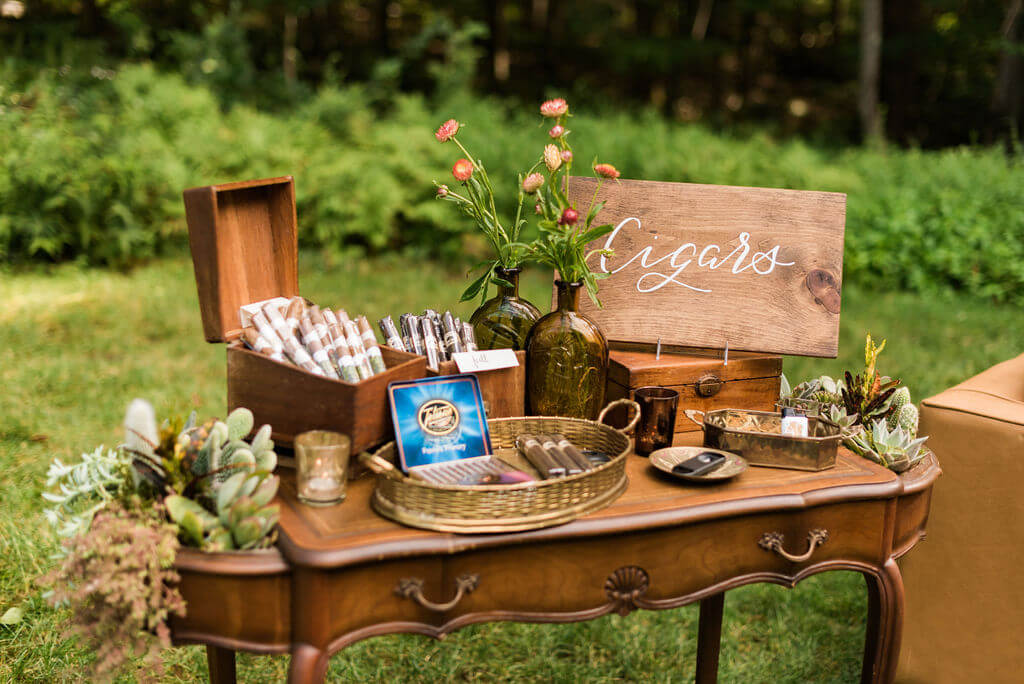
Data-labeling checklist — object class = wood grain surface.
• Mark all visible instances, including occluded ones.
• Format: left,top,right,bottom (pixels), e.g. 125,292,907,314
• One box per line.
560,177,846,357
429,351,526,418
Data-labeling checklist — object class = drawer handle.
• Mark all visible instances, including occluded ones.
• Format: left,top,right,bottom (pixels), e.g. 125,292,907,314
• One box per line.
696,373,723,397
395,573,480,612
758,529,829,562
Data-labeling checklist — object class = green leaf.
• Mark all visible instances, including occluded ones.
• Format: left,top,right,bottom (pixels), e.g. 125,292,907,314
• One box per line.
460,270,491,302
575,223,614,246
1,607,23,625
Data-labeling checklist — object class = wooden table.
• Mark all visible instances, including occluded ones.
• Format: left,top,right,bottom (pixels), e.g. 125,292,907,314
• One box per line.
173,437,940,684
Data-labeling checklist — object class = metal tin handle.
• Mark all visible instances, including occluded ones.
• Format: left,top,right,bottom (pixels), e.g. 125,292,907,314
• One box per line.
395,573,479,612
758,529,830,562
683,409,706,429
696,373,723,397
598,399,642,434
359,451,403,480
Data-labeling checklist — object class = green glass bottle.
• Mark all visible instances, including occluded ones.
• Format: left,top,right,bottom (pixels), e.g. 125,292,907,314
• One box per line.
469,267,542,351
525,280,609,419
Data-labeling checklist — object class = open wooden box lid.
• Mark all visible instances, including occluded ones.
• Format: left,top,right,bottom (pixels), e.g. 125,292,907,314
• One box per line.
183,176,299,343
561,177,847,358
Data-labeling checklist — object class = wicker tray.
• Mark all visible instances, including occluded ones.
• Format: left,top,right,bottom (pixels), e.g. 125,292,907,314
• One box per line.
359,399,640,533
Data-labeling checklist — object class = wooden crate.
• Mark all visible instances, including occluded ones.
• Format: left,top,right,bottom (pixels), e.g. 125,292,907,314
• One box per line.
426,351,526,418
184,176,427,453
603,344,782,444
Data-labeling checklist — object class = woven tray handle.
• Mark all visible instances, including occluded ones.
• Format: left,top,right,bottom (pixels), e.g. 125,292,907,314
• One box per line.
597,399,642,434
359,451,404,480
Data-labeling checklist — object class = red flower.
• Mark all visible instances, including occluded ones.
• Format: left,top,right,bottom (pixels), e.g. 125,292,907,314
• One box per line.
548,125,564,138
452,158,474,181
560,149,573,162
594,163,620,179
435,119,460,142
540,98,568,118
558,208,579,226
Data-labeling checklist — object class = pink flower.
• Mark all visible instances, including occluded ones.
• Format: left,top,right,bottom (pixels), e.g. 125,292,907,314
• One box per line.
548,125,564,138
594,163,620,179
522,173,544,193
535,202,543,214
540,98,568,118
558,208,579,226
436,184,449,197
560,149,573,162
435,119,460,142
452,158,474,181
543,144,562,171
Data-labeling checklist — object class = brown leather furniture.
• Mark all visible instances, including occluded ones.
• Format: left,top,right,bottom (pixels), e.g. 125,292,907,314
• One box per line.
897,353,1024,683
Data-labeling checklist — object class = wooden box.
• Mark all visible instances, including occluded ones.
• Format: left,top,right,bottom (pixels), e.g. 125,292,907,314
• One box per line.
183,176,427,453
427,350,527,418
603,344,782,444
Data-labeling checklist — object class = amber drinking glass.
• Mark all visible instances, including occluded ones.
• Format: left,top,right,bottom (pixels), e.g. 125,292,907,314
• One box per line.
295,430,350,506
469,267,542,350
634,386,680,456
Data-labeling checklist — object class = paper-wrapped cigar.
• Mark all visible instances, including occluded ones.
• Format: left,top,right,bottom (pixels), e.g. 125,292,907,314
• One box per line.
337,313,373,380
462,322,479,352
550,434,594,471
321,309,360,382
262,302,298,348
419,317,441,371
357,316,387,374
516,435,565,478
441,311,464,356
284,297,306,338
242,327,287,363
379,316,407,352
281,332,325,376
299,318,340,379
540,435,583,475
309,307,343,375
401,314,425,356
250,311,285,355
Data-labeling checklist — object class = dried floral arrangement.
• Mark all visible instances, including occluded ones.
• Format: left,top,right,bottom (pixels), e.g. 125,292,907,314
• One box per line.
434,98,619,306
39,399,280,678
780,333,928,472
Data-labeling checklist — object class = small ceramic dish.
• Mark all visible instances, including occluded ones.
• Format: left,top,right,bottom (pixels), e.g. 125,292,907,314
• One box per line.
649,446,747,483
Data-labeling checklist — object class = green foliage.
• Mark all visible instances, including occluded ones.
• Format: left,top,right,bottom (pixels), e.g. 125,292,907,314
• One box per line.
41,445,134,542
846,420,930,473
38,502,185,679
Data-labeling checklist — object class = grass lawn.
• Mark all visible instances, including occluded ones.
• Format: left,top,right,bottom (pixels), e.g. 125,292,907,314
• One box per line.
1,253,1021,682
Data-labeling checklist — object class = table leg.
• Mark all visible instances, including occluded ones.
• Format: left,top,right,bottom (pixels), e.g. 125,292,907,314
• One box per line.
288,643,330,684
205,644,236,684
696,592,725,684
861,558,905,684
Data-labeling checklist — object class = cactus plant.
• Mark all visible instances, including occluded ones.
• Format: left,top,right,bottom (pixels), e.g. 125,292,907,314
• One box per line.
165,470,279,551
845,419,929,473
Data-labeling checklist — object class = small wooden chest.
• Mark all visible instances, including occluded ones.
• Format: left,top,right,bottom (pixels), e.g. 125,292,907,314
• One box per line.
183,176,427,453
603,344,782,444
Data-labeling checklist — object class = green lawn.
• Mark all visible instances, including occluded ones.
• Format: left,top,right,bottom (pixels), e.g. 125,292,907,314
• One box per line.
1,254,1020,682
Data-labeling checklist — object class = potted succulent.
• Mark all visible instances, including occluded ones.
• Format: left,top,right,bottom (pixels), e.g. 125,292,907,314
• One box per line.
39,400,289,678
433,118,542,350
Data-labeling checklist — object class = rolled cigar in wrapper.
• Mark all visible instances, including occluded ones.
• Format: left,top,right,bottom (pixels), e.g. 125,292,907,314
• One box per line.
337,313,373,380
357,316,387,374
282,335,325,376
516,435,565,478
321,309,360,382
284,297,306,337
242,327,287,363
310,307,343,374
299,318,340,379
401,314,425,356
379,316,407,352
461,321,479,352
441,311,464,356
262,302,298,348
419,317,441,371
250,311,285,355
540,435,583,475
550,434,594,471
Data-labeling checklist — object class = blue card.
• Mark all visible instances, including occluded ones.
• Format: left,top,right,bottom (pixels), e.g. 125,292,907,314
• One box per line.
387,374,492,472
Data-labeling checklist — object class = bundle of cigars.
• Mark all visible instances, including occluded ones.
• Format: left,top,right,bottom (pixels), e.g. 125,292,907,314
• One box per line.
239,296,388,382
378,309,478,372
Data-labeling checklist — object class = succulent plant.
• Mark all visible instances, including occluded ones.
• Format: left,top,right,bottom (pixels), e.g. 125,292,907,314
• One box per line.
845,419,929,473
822,404,860,434
841,334,902,426
788,375,845,408
165,470,279,551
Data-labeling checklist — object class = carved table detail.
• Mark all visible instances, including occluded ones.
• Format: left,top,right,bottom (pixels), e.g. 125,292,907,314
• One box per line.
605,566,651,616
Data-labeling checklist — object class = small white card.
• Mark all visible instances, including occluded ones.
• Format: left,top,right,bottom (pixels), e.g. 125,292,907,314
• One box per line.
239,296,290,328
452,349,520,374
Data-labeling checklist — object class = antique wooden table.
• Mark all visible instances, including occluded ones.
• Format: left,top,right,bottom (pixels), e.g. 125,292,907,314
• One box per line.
172,436,940,684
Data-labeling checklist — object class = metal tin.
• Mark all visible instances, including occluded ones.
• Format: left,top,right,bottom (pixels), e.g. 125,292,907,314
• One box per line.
684,408,840,471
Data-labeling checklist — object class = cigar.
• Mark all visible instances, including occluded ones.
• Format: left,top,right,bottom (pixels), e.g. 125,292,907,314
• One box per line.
461,321,479,352
516,435,565,478
242,327,286,363
262,302,298,348
419,317,442,371
337,312,373,379
299,318,340,379
357,316,387,374
441,311,464,356
250,312,285,356
401,314,425,356
540,435,583,475
321,309,360,382
379,316,407,352
284,297,306,337
424,310,447,361
550,434,594,471
310,307,343,375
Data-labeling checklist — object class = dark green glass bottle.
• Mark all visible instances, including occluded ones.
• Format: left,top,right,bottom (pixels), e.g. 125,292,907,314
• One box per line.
469,267,541,351
525,280,609,419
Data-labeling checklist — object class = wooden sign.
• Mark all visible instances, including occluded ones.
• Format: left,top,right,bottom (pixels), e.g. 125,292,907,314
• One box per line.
558,177,846,358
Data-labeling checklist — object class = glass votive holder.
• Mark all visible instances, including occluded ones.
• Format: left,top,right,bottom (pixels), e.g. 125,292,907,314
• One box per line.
295,430,351,506
634,386,680,456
